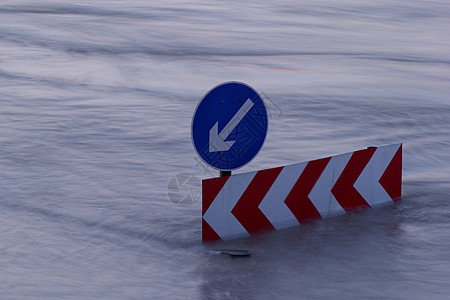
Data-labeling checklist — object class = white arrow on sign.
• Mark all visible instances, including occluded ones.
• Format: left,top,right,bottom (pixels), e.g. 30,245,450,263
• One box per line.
209,98,254,152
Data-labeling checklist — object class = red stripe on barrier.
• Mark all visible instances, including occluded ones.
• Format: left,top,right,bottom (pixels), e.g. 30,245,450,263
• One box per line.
202,176,229,216
285,157,330,223
202,219,221,242
231,167,283,235
379,144,402,201
332,148,375,211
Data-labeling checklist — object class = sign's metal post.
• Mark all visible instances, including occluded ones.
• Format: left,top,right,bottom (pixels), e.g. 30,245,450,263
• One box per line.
220,170,231,177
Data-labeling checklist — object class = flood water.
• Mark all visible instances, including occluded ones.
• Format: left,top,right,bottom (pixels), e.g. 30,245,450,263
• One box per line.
1,0,449,298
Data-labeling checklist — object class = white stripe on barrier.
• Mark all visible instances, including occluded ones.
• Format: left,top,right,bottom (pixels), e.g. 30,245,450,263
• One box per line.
259,162,306,230
203,171,256,240
309,153,351,218
355,143,400,207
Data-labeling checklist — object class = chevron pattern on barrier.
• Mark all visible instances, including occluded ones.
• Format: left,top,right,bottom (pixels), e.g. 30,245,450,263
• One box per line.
202,143,402,242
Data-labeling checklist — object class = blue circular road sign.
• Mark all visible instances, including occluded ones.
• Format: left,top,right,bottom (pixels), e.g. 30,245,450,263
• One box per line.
192,82,268,171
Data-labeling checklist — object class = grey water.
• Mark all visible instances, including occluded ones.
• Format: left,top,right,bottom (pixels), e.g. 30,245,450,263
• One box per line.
1,0,449,298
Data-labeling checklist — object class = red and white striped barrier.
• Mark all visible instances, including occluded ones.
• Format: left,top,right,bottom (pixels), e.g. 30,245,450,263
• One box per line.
202,143,402,242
